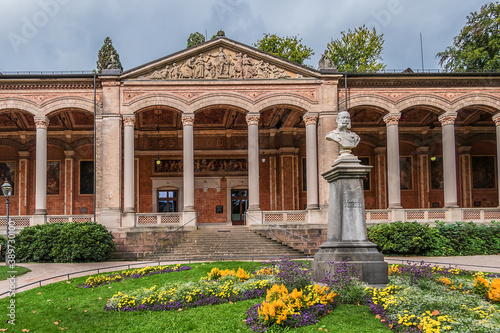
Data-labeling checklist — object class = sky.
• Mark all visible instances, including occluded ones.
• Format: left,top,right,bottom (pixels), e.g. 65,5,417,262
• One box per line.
0,0,491,73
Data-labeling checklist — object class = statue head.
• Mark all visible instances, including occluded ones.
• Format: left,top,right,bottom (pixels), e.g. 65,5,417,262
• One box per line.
336,110,351,130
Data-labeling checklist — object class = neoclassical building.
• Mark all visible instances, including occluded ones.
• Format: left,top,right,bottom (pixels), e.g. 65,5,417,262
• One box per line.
1,37,500,244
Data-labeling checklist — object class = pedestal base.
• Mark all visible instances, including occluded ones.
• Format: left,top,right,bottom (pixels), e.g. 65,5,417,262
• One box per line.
313,241,388,285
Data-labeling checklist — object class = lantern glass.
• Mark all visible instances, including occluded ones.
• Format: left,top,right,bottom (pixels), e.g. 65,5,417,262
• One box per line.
1,181,12,197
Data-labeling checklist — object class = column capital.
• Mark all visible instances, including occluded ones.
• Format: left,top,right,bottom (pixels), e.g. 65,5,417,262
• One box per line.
458,146,471,154
303,112,319,125
34,116,49,129
123,115,136,127
416,146,430,154
438,113,457,126
64,150,75,158
383,113,400,126
246,113,260,126
18,151,30,158
493,113,500,126
374,146,387,155
182,114,195,126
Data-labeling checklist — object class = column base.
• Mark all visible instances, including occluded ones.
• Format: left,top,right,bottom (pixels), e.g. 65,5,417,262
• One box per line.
444,203,459,208
32,214,46,225
245,210,262,225
99,208,122,230
34,209,47,215
121,212,136,228
306,204,320,210
182,211,197,227
387,204,402,209
123,208,136,213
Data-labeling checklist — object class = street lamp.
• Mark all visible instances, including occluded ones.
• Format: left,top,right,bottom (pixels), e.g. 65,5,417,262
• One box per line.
2,179,12,266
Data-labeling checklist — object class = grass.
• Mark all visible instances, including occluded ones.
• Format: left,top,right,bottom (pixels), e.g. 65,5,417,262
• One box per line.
0,261,390,332
0,265,31,280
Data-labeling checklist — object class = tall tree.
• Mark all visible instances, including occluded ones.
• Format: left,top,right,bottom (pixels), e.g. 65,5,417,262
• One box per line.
437,2,500,72
187,32,206,48
96,37,123,73
253,34,314,65
327,25,386,73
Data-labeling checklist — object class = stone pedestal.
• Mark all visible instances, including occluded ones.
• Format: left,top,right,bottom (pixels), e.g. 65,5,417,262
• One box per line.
313,153,388,285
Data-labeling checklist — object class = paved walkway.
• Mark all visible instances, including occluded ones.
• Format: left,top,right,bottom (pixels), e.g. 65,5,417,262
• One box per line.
1,255,499,298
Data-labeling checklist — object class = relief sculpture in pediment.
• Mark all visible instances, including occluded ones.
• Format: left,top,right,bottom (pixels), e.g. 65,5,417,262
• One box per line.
148,48,293,80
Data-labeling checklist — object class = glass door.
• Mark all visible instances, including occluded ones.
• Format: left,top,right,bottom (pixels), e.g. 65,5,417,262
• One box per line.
231,189,248,225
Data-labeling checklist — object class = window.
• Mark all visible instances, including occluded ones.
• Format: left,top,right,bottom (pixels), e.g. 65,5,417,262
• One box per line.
158,190,178,212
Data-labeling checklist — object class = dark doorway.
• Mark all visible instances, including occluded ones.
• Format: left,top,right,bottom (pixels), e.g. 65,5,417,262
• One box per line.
158,190,178,212
231,189,248,225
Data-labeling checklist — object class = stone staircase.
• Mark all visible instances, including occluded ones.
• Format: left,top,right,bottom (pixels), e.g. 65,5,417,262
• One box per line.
153,225,306,260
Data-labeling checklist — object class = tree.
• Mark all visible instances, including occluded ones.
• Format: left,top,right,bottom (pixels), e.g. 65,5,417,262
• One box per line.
437,2,500,72
187,32,206,48
96,37,123,73
327,25,386,73
253,34,314,65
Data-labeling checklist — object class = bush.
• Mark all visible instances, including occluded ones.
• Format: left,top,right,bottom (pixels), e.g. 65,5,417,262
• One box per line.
0,234,5,261
16,222,115,262
367,221,500,257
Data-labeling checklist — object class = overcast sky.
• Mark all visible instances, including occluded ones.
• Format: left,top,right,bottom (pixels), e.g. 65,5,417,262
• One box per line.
0,0,490,72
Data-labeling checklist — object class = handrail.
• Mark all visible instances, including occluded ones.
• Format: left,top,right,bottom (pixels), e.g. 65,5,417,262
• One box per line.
247,213,312,256
154,213,199,258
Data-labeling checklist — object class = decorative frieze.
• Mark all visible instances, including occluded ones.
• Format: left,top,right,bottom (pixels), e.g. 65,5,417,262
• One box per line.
154,158,247,173
148,47,292,80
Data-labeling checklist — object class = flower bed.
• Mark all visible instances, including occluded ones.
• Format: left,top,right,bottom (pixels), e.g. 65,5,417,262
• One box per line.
105,267,274,311
245,283,337,332
80,264,191,288
366,262,500,332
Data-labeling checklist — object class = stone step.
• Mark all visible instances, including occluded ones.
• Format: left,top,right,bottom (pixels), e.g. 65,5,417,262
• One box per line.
150,225,305,260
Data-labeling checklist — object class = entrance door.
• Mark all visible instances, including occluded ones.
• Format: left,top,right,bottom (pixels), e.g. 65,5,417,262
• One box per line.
158,190,178,212
231,189,248,225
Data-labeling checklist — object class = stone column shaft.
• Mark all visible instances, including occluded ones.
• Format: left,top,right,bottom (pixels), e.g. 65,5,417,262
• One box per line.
383,114,402,209
493,114,500,207
439,113,458,208
416,147,430,208
123,115,136,213
304,113,319,209
182,114,195,211
34,117,49,215
317,113,337,208
458,146,472,207
374,147,387,209
246,113,260,211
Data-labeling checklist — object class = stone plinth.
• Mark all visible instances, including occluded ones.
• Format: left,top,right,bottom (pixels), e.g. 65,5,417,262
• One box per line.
313,154,388,285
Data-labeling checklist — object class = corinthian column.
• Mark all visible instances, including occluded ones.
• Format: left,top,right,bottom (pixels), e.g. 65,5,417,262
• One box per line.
438,113,458,208
34,116,49,215
123,115,136,213
383,113,402,209
303,113,319,209
492,113,500,207
182,114,195,211
246,113,260,211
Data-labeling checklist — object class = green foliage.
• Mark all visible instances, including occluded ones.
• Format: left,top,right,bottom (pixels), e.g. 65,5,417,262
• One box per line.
96,37,123,73
327,25,386,73
254,33,314,65
15,222,115,262
0,265,30,280
0,234,5,261
187,32,206,48
368,221,500,256
437,3,500,72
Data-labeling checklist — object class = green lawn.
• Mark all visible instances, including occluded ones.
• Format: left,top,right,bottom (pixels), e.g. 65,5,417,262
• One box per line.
0,261,390,332
0,265,31,281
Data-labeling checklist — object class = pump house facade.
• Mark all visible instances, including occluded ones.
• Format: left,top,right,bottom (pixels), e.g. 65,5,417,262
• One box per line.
1,37,500,249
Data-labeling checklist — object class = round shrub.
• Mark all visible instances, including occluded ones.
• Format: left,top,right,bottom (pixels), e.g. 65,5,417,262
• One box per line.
15,222,115,262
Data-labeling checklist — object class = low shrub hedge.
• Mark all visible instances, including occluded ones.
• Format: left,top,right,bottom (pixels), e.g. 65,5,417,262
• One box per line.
367,221,500,256
15,222,115,262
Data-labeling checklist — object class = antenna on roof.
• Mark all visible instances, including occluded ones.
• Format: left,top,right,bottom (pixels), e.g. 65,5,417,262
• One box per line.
420,32,424,72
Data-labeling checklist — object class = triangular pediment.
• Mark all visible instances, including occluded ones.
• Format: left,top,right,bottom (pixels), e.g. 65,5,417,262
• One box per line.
120,37,321,80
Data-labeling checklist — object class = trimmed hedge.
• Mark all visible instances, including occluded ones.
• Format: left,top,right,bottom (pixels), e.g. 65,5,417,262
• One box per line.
367,221,500,256
15,222,115,262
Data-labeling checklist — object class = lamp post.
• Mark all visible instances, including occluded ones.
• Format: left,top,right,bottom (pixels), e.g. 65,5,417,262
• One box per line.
2,179,12,266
